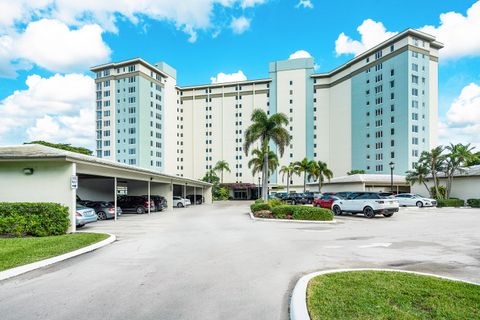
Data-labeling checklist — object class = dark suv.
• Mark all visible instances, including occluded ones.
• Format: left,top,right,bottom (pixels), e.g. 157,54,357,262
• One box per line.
186,194,204,205
117,195,154,214
284,193,308,205
142,195,168,211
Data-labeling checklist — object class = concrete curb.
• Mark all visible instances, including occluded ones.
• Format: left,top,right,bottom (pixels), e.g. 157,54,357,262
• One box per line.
0,233,116,281
290,268,480,320
248,211,337,224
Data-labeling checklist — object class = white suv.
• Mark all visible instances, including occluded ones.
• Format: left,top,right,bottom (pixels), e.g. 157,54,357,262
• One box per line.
394,193,437,207
332,192,399,218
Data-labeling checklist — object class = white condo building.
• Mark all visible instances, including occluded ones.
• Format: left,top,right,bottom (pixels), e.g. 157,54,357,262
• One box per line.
91,29,443,194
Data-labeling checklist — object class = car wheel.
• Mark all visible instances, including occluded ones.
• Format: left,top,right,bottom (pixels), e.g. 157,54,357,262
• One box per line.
177,202,184,208
292,200,297,205
136,206,145,214
363,206,375,219
97,211,107,220
332,205,342,216
416,201,423,208
383,213,394,217
77,224,85,228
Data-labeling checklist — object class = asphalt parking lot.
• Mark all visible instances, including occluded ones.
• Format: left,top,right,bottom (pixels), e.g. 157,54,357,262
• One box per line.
1,202,479,320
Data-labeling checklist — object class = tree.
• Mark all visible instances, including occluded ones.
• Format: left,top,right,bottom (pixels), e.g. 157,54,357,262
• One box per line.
464,151,480,167
279,163,297,194
347,169,365,175
419,146,445,199
25,141,93,155
294,157,315,192
444,143,475,198
248,148,279,178
405,163,431,197
202,169,219,184
244,109,290,201
213,160,231,183
308,161,333,192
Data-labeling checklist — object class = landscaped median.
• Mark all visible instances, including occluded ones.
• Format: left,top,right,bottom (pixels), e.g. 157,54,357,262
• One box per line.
250,199,334,222
291,269,480,320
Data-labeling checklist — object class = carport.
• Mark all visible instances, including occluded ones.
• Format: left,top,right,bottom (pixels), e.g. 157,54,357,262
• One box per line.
0,144,213,232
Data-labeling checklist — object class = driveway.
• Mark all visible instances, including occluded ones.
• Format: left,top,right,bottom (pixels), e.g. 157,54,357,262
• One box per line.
1,202,479,320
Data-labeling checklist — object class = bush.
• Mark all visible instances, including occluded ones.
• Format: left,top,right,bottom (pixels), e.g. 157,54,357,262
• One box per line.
467,199,480,208
254,199,265,204
213,187,229,201
430,185,446,199
250,203,272,213
267,198,283,208
271,205,295,219
291,206,333,221
0,203,70,237
436,198,465,208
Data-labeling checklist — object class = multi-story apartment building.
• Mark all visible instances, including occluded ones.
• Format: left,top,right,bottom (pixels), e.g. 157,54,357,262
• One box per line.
91,29,443,190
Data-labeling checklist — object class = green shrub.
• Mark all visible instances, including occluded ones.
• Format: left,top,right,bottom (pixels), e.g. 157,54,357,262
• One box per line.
213,187,229,200
436,198,465,208
250,203,272,213
430,185,446,199
467,199,480,208
254,199,265,204
0,203,70,237
267,198,283,208
271,205,294,219
291,206,333,221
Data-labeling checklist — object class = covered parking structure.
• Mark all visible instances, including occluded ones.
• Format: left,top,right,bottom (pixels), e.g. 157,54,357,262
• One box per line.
0,145,212,232
306,174,410,193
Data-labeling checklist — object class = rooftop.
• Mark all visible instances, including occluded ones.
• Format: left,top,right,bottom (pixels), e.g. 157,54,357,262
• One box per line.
308,174,408,185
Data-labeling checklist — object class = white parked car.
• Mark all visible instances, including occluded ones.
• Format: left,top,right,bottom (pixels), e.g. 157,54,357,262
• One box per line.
173,196,189,208
394,193,437,207
331,192,399,218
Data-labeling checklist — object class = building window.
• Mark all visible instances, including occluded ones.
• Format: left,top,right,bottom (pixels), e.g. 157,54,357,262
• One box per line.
412,63,418,71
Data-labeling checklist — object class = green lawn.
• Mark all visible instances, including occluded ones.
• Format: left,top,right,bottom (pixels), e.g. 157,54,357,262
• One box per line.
307,271,480,320
0,233,109,271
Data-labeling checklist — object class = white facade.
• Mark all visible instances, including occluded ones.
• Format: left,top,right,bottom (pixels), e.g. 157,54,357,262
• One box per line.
92,29,443,189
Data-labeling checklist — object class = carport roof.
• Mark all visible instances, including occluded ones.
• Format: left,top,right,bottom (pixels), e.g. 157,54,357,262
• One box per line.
0,144,212,187
307,174,408,185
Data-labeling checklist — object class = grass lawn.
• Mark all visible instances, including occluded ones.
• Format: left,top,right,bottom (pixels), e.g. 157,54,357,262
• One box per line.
307,271,480,320
0,233,109,271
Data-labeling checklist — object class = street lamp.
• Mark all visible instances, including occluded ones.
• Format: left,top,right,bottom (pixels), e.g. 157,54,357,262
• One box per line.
257,176,261,200
389,161,395,193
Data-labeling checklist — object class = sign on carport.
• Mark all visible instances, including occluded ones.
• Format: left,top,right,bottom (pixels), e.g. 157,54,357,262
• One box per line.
71,175,78,189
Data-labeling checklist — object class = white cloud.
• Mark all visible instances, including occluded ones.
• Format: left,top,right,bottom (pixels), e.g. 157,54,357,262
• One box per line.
289,50,312,59
230,16,250,34
335,19,397,56
439,83,480,148
210,70,247,83
240,0,267,8
0,73,95,148
295,0,313,9
335,1,480,60
419,1,480,59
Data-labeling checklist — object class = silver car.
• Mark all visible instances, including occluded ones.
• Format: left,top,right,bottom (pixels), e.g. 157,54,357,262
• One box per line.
394,193,437,207
76,205,98,228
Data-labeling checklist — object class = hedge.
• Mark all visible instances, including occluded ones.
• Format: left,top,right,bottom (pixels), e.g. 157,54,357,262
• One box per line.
0,203,70,237
271,205,294,219
291,206,333,221
436,198,465,208
467,199,480,208
250,203,272,213
254,199,265,204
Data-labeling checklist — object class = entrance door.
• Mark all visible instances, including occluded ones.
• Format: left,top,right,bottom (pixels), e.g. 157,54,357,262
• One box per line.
234,190,247,200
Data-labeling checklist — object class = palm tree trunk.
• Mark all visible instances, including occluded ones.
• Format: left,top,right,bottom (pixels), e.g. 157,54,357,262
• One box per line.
263,148,269,201
221,170,224,184
287,174,290,194
433,171,440,199
303,172,306,193
423,182,431,197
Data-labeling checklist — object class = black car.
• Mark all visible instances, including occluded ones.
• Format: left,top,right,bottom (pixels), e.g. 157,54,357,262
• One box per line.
142,195,168,211
283,193,309,205
117,195,154,214
186,194,204,205
303,192,315,204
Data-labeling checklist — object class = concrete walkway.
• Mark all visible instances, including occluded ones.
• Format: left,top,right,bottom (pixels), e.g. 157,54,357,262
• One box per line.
1,202,479,320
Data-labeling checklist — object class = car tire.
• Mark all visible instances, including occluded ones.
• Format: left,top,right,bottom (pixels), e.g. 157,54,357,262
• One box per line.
383,213,394,217
177,202,184,208
332,205,342,216
97,211,107,220
77,224,85,228
136,206,146,214
292,200,297,205
416,201,423,208
363,206,375,219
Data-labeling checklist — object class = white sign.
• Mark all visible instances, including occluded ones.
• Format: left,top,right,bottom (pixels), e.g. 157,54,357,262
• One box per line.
71,175,78,189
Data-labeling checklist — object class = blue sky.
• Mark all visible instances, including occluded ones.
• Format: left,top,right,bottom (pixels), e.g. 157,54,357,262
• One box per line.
0,0,479,148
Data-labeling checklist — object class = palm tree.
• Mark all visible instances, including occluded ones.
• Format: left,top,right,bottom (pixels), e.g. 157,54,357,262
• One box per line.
279,162,297,194
419,146,445,199
294,157,315,192
248,148,279,178
465,151,480,167
405,163,431,197
308,161,333,192
444,143,475,198
244,109,290,201
213,160,231,183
